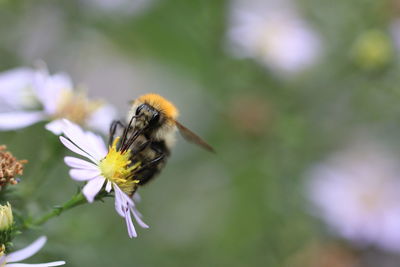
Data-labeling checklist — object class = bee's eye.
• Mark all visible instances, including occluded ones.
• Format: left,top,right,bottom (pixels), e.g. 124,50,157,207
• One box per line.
136,104,144,115
152,113,160,122
148,112,160,128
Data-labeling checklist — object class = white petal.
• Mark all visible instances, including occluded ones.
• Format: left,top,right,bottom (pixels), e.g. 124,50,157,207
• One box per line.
0,111,45,130
69,169,101,181
59,136,98,164
82,177,105,203
6,236,47,262
0,255,5,265
105,181,112,192
44,120,64,135
132,206,143,218
61,120,98,156
131,207,149,229
7,261,65,267
86,105,118,135
125,209,137,238
31,68,48,98
64,157,99,171
61,120,105,161
0,68,37,111
85,131,107,159
113,184,134,206
113,186,127,217
33,70,72,115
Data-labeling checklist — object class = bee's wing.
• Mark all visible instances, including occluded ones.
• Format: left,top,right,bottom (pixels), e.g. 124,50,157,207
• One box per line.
174,120,215,153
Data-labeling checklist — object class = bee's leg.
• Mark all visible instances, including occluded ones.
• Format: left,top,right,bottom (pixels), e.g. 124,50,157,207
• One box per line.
133,141,169,185
136,141,166,171
132,140,151,155
137,154,165,171
109,120,126,147
135,153,166,185
135,149,167,185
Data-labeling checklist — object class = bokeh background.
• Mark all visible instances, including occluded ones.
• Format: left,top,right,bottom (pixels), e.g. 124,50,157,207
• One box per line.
1,0,400,266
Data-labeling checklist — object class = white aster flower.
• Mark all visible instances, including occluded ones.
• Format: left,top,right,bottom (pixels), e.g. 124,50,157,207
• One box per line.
0,236,65,267
0,67,38,112
60,119,149,238
227,0,321,75
0,67,116,135
306,141,400,252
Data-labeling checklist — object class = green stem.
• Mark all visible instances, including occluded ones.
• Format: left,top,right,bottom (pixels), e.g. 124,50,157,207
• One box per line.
22,192,87,230
20,190,111,231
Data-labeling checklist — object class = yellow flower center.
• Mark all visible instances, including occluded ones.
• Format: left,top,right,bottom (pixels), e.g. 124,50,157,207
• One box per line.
54,90,103,125
99,137,140,195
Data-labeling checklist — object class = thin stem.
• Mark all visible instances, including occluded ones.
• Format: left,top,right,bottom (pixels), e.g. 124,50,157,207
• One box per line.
33,192,86,227
18,189,113,230
19,190,111,231
20,192,87,230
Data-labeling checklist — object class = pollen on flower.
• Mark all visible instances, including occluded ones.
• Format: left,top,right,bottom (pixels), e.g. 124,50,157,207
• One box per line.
0,146,27,190
99,137,141,195
53,90,103,126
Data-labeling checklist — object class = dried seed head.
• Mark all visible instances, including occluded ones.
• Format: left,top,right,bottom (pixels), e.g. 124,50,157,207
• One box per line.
0,146,27,190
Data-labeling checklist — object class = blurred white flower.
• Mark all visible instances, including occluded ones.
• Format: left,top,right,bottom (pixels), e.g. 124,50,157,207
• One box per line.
307,141,400,252
0,236,65,266
0,67,116,135
80,0,155,16
390,19,400,52
60,119,149,238
0,68,38,112
227,0,321,75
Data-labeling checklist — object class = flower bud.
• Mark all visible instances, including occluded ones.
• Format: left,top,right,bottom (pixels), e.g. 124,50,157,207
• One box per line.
0,203,13,231
351,29,393,70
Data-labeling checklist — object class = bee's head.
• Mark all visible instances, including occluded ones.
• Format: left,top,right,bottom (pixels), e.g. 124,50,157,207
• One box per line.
134,103,163,131
129,94,179,141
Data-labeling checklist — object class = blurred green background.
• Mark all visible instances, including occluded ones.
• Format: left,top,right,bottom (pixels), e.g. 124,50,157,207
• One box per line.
1,0,400,266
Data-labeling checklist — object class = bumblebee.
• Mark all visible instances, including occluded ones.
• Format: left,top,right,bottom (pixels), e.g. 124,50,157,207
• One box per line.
109,93,214,190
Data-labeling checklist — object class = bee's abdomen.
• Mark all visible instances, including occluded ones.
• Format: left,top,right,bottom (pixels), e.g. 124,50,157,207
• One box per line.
133,139,170,186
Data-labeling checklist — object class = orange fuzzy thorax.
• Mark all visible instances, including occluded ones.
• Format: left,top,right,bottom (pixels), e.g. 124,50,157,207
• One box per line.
137,93,179,120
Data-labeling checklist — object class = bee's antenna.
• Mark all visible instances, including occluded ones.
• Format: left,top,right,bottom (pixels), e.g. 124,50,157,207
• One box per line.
120,115,137,149
121,127,145,153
